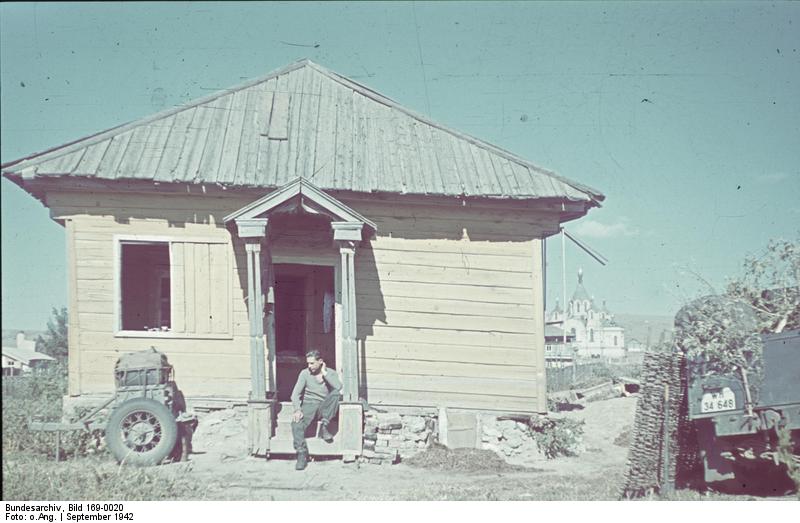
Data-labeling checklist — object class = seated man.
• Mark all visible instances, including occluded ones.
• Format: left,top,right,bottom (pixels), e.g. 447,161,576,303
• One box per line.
290,349,342,470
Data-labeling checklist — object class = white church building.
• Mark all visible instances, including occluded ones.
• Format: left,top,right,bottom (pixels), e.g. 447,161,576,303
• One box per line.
547,269,626,360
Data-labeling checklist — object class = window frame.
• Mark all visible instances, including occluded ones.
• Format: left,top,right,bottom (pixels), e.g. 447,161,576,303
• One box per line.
113,234,232,340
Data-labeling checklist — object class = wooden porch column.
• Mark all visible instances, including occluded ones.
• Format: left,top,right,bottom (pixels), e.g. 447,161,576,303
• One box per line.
332,222,363,403
237,218,272,456
333,222,364,461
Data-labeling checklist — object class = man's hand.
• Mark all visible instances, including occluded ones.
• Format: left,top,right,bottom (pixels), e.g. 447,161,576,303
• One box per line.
292,410,303,423
320,360,327,377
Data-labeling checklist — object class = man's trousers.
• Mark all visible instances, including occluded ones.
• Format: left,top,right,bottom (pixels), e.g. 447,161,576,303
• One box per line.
291,391,340,453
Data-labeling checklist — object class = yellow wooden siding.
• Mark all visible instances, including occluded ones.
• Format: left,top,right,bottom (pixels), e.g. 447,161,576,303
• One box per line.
58,195,246,397
353,241,545,412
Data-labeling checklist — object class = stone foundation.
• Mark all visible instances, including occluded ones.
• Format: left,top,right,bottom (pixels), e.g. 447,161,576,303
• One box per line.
361,409,438,464
479,415,546,463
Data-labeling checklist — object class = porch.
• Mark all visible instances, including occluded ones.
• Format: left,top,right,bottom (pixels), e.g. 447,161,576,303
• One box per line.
224,178,376,460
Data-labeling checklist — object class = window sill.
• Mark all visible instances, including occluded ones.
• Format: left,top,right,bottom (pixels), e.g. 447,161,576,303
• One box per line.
114,331,234,341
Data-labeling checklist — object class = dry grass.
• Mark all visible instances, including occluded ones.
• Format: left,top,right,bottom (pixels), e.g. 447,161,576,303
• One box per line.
3,453,203,501
355,468,625,501
403,443,532,474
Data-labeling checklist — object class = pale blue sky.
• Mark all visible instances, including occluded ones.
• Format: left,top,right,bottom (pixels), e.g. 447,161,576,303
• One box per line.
2,1,799,330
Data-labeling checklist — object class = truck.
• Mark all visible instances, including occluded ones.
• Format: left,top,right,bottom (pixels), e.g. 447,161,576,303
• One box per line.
684,324,799,492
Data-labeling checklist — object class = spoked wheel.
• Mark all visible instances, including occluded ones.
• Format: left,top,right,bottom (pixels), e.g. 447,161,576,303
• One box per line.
107,398,178,466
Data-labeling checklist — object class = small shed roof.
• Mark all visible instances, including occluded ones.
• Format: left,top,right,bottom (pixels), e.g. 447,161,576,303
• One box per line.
2,346,56,365
2,59,603,204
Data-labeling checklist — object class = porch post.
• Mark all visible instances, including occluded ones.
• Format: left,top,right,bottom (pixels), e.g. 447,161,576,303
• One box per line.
237,218,272,456
333,222,364,461
245,240,267,400
332,222,363,402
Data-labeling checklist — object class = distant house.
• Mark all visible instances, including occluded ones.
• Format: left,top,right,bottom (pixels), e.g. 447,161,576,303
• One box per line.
2,333,55,376
544,323,576,368
2,59,604,457
547,269,626,360
624,338,646,364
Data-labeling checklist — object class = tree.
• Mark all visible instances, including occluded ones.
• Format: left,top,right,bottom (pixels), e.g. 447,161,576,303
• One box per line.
726,237,800,334
36,307,69,366
675,236,799,404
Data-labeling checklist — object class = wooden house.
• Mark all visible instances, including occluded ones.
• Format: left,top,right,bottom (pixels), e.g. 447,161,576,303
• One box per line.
2,59,604,458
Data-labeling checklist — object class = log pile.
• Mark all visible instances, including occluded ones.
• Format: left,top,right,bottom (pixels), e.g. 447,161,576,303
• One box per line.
621,349,699,497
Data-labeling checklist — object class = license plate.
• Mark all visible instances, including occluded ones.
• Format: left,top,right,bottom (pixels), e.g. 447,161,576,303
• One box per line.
700,387,736,413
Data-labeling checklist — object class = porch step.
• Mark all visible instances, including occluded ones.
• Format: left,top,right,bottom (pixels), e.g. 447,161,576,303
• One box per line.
269,436,342,456
270,401,342,456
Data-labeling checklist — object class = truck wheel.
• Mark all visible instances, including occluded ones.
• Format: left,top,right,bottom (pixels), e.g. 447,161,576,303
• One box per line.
106,398,178,466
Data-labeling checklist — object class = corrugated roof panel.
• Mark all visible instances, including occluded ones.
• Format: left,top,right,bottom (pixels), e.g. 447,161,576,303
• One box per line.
296,64,323,184
2,60,603,204
95,130,134,179
352,90,370,193
232,88,261,186
380,111,403,193
153,108,195,182
197,95,233,182
332,80,354,191
73,140,110,176
468,142,500,196
116,124,152,179
311,75,337,187
136,116,174,179
450,135,478,196
283,67,306,187
430,126,461,196
215,90,247,185
410,123,431,194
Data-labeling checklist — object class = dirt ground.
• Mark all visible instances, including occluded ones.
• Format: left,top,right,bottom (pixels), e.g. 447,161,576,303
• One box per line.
162,396,640,500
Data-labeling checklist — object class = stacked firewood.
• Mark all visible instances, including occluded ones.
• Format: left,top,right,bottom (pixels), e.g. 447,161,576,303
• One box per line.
621,349,698,498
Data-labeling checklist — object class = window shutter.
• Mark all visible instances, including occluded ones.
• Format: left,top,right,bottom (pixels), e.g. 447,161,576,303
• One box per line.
171,241,231,337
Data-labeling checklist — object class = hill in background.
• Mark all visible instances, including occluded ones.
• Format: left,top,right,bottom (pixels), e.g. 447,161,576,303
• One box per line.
613,313,675,347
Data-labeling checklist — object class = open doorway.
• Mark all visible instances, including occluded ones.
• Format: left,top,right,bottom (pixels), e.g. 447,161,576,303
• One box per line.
273,263,336,402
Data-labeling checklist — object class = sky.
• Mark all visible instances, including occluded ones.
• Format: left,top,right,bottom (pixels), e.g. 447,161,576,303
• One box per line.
1,1,799,331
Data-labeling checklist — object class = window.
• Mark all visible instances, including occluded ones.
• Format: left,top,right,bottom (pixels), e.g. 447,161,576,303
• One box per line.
120,242,171,331
590,329,595,342
116,237,232,338
614,336,618,346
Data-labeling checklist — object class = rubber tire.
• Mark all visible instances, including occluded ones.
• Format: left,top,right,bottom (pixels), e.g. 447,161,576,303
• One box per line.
106,398,178,466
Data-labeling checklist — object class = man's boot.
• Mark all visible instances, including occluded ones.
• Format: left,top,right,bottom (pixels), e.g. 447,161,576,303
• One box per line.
295,451,308,471
319,422,334,443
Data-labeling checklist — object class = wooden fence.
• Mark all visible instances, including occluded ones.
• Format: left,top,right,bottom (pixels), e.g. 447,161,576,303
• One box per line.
546,361,642,392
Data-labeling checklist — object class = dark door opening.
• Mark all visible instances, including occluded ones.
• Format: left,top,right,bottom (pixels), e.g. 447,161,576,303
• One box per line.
273,263,336,402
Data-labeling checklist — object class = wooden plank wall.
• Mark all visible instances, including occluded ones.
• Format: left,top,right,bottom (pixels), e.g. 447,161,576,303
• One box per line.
48,191,251,398
344,198,552,413
48,190,554,412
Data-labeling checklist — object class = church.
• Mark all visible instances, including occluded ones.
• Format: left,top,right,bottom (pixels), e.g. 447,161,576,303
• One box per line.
547,269,626,360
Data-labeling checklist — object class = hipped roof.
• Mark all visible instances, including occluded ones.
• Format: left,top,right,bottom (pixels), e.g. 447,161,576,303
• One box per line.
2,59,604,204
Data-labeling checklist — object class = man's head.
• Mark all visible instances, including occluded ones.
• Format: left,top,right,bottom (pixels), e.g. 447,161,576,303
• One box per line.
305,350,324,374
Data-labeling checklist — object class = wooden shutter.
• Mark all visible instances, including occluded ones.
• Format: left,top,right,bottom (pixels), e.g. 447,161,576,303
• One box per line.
171,241,231,337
